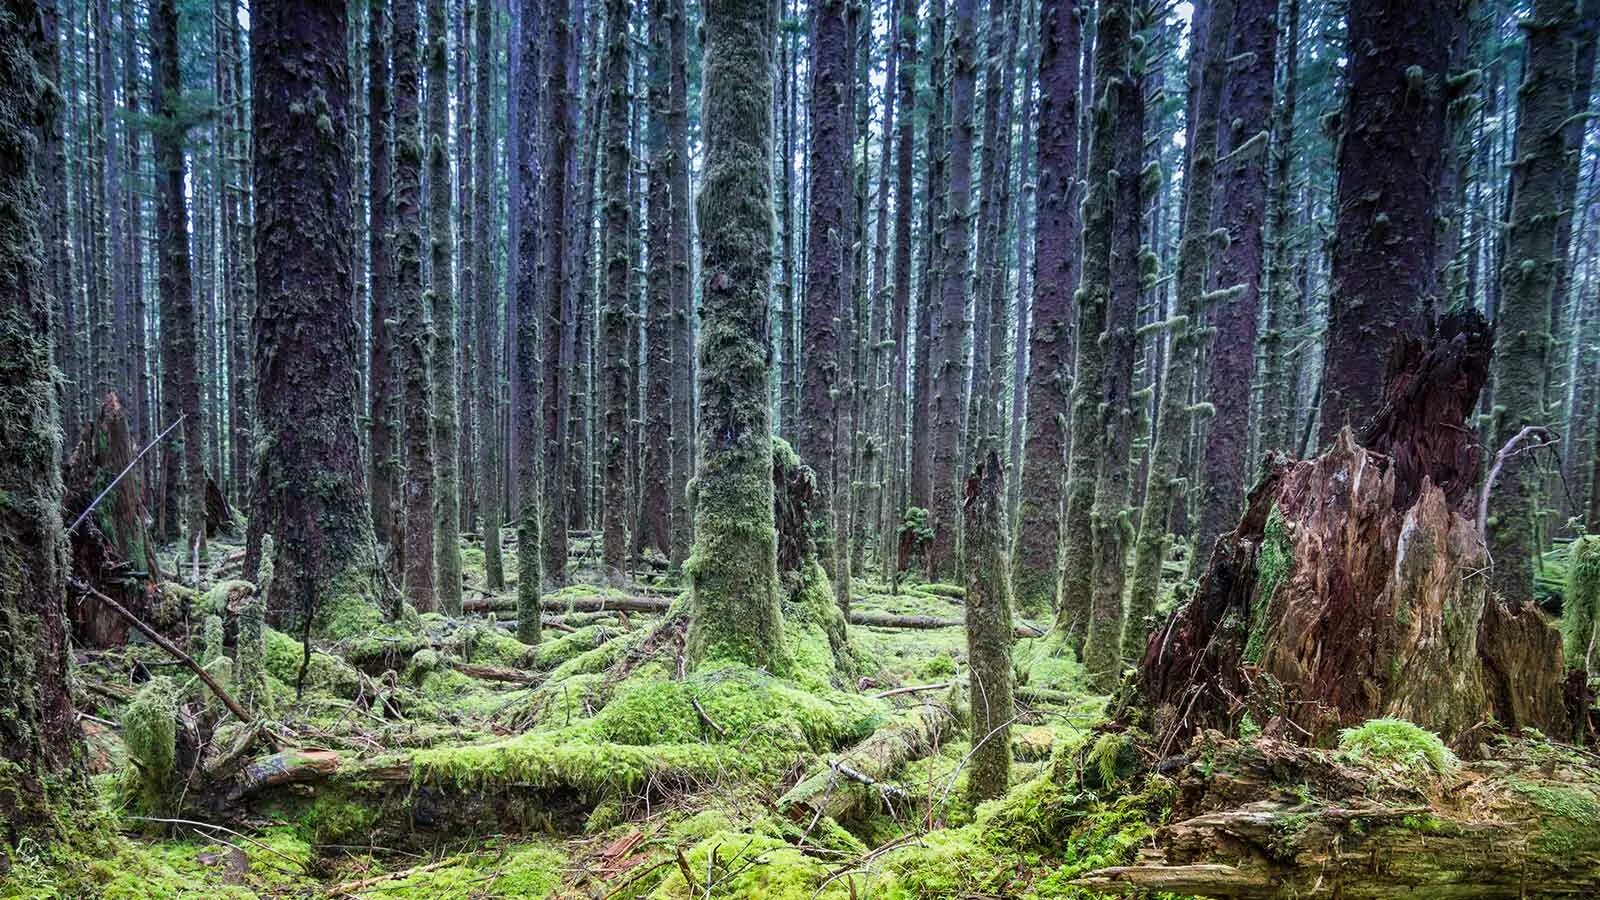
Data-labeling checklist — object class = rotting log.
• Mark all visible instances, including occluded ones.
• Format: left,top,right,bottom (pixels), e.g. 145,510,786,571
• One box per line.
1075,732,1600,898
464,593,674,615
777,701,956,823
1133,310,1571,751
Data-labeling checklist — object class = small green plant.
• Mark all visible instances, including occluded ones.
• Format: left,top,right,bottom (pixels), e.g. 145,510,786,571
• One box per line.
1337,717,1458,779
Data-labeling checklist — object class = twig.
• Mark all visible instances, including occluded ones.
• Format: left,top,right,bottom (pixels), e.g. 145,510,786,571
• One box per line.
872,682,952,700
1477,425,1558,538
690,695,727,738
125,815,312,875
72,577,258,729
67,414,185,534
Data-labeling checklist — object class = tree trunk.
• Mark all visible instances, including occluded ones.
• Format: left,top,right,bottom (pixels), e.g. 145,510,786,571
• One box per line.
473,0,503,592
426,0,462,614
909,0,947,514
598,0,631,575
1193,0,1276,559
686,0,787,672
1488,0,1581,605
514,0,545,642
368,0,400,561
1015,0,1080,615
1257,0,1300,458
637,0,673,561
1319,0,1457,442
1134,310,1571,749
539,0,572,591
927,0,977,581
666,0,695,571
0,0,88,840
153,0,204,563
882,0,917,582
250,0,379,627
964,450,1014,802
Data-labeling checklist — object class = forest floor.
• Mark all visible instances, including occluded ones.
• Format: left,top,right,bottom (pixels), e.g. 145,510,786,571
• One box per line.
11,532,1600,898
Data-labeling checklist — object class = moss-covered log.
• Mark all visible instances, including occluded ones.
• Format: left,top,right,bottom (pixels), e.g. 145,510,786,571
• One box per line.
776,700,955,823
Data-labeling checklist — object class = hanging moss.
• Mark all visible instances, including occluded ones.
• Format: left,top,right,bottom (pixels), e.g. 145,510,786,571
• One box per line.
1562,535,1599,673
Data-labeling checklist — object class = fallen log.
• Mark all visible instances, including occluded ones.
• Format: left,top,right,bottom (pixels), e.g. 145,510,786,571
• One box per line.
848,611,1045,638
777,701,956,824
464,594,673,616
450,661,542,685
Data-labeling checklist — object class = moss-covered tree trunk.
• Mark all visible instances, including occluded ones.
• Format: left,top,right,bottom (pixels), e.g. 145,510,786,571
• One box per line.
0,0,90,838
471,0,502,591
909,0,947,516
798,0,850,601
153,0,204,563
393,0,436,610
686,0,787,672
599,0,632,576
667,0,695,571
970,0,1019,450
883,2,917,582
1015,0,1079,617
1256,0,1300,458
926,0,977,581
1082,0,1140,689
426,0,462,614
1124,0,1233,660
964,450,1014,802
249,0,378,627
513,0,544,642
637,0,673,561
1488,0,1579,604
1193,0,1275,560
539,0,572,591
1318,0,1456,443
367,0,401,563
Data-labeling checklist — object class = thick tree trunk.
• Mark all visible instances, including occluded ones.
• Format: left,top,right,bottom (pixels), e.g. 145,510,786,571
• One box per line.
1488,0,1580,604
250,0,379,628
926,0,977,581
637,0,673,561
687,0,787,672
1319,0,1457,442
1193,0,1276,559
1015,0,1080,615
598,0,631,575
368,0,400,561
539,0,572,591
666,0,695,571
0,0,87,840
1134,311,1570,748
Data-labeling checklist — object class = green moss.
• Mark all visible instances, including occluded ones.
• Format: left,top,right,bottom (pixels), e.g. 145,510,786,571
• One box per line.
1506,778,1600,854
646,830,854,899
1337,718,1458,779
342,841,563,897
1245,506,1292,665
1561,535,1599,672
120,677,179,816
533,624,617,669
263,627,360,696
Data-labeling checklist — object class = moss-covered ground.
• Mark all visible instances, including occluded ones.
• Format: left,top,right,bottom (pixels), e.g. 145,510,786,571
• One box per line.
24,531,1600,899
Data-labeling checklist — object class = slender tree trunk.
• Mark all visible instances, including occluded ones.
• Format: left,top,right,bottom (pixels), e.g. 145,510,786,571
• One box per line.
1080,0,1139,689
250,0,380,626
968,0,1015,447
687,0,787,671
541,0,573,588
1016,0,1080,616
0,0,89,840
1319,0,1456,442
638,0,673,560
883,0,918,581
153,0,204,563
777,0,797,441
666,0,695,570
457,0,478,538
121,0,147,450
799,0,851,597
1007,0,1038,525
1258,0,1300,459
963,450,1014,802
598,0,631,574
1488,0,1579,604
910,0,947,513
368,0,401,560
927,0,977,581
427,0,462,613
1193,0,1276,562
474,0,503,590
513,0,545,641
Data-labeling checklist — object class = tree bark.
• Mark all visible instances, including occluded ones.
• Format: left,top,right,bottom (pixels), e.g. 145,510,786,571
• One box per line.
687,0,787,672
909,0,947,514
1015,0,1080,615
964,450,1014,801
1319,0,1457,443
598,0,632,575
249,0,379,627
472,0,503,592
514,0,545,642
666,0,695,571
1487,0,1579,604
1257,0,1301,458
637,0,673,560
426,0,462,614
368,0,400,560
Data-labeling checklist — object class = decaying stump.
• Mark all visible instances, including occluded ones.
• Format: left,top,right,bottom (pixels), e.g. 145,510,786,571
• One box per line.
1134,311,1570,750
64,393,162,647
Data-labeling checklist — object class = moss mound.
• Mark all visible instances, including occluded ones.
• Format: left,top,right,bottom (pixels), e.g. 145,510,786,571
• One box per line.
1337,717,1459,779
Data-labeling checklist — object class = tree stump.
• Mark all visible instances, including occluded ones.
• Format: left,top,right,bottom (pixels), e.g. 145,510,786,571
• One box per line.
1133,310,1570,750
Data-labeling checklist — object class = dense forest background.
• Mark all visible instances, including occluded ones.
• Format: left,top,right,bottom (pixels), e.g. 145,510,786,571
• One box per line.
5,0,1600,893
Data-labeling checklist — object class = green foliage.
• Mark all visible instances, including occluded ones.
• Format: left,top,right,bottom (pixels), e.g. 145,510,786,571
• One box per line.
646,830,853,899
1505,778,1600,854
119,678,179,817
1245,506,1292,664
1336,718,1458,779
263,627,360,696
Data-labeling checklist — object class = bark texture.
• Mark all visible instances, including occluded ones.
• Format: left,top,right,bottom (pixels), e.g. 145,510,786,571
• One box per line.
514,0,544,642
964,451,1014,802
687,0,787,671
427,0,462,614
599,0,632,574
473,0,503,591
368,0,400,559
249,0,379,627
